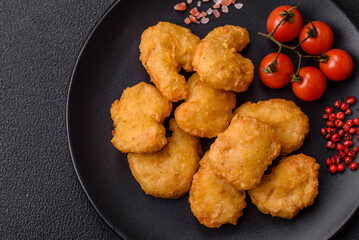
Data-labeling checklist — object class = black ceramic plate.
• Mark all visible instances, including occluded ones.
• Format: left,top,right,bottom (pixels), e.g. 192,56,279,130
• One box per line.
67,0,359,239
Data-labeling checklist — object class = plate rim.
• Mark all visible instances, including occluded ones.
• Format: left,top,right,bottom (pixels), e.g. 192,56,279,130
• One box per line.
66,0,359,239
66,0,125,239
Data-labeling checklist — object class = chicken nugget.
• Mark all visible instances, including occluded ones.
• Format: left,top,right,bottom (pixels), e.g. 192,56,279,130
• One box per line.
208,116,281,191
248,154,319,219
174,73,236,138
127,119,201,199
139,22,200,102
189,153,246,228
234,99,309,155
193,25,254,92
111,82,172,153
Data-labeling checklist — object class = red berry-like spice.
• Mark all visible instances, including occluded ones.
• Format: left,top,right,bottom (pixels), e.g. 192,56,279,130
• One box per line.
343,140,353,147
341,102,349,111
344,157,352,165
325,107,333,114
338,151,346,159
345,109,352,115
344,133,352,141
343,124,350,132
326,141,336,149
334,100,342,108
349,128,356,135
349,151,356,159
344,157,353,165
335,120,344,128
336,112,345,120
331,133,340,142
326,158,332,167
346,96,355,105
338,129,345,136
344,147,350,154
337,143,344,151
332,155,340,164
337,163,345,172
329,113,336,121
321,128,327,135
329,165,337,174
350,162,358,170
347,119,354,127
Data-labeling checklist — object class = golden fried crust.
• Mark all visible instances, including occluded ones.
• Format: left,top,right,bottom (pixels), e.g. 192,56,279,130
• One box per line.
139,22,200,102
127,119,202,199
208,116,281,191
111,82,172,153
192,25,254,92
189,154,246,228
248,154,319,219
174,73,236,138
234,99,309,155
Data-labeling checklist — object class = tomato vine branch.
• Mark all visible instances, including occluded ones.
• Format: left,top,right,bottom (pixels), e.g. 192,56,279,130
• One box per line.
258,7,328,82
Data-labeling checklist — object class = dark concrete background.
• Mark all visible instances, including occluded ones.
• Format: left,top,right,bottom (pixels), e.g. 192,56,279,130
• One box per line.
1,0,358,239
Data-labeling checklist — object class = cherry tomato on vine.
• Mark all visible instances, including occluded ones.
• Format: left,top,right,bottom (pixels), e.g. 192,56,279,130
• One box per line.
299,21,334,55
319,49,353,81
259,53,294,89
292,66,327,101
267,5,303,42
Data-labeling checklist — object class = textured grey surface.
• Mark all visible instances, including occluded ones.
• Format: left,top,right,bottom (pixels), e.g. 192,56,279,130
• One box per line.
0,0,358,239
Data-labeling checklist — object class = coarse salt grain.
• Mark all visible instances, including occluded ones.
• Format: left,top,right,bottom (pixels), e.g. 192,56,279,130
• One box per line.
196,13,203,19
222,5,228,13
190,7,200,16
203,0,210,2
189,15,197,23
184,17,191,25
187,0,193,4
221,0,232,6
213,0,221,5
201,17,210,24
207,8,213,15
197,1,201,7
234,3,243,9
213,9,220,18
201,11,207,17
174,2,187,11
213,4,220,8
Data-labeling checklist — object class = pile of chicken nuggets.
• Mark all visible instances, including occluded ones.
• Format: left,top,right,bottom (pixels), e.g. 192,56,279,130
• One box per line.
110,21,320,228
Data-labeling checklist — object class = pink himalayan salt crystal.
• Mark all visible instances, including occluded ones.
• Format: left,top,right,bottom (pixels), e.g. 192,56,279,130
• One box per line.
234,3,243,9
222,5,228,13
201,17,210,24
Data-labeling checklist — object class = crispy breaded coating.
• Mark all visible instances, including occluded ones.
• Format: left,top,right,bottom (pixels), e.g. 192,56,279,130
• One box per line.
192,25,254,92
189,153,246,228
127,119,201,199
208,116,281,191
111,82,172,153
234,99,309,155
139,22,200,102
174,73,236,138
249,154,319,219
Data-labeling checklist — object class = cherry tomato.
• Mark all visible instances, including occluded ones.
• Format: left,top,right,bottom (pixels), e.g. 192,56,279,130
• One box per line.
292,66,327,101
259,53,294,89
319,49,353,81
267,5,303,42
299,21,334,55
